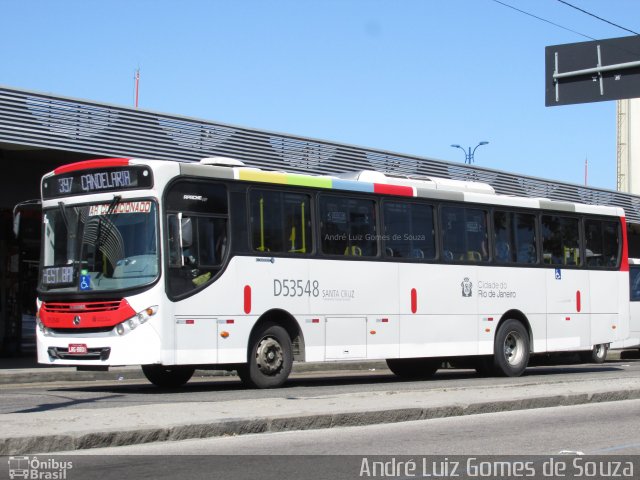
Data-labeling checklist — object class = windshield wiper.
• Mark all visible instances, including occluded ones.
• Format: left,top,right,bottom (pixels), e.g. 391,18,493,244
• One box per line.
92,195,122,270
58,201,81,262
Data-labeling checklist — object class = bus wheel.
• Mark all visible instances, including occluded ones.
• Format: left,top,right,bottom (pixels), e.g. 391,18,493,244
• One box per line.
493,319,529,377
142,365,195,388
386,358,440,379
238,323,292,389
580,344,608,364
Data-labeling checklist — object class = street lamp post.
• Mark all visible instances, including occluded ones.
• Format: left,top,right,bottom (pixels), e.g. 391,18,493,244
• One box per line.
450,141,489,164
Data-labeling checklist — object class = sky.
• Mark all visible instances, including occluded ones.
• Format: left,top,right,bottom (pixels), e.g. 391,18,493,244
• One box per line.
1,0,639,191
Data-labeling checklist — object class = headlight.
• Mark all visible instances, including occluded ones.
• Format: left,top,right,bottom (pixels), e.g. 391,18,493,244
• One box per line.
114,306,158,336
36,314,52,337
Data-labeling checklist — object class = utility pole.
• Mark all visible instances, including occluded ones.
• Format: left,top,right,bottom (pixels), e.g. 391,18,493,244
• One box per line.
134,68,140,108
450,141,489,164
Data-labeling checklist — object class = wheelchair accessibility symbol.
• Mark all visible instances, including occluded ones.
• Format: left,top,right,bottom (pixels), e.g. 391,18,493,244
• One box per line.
555,268,562,280
79,274,91,291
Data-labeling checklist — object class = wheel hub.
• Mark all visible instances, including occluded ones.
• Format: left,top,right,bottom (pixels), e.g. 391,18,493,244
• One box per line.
504,331,524,365
255,337,283,375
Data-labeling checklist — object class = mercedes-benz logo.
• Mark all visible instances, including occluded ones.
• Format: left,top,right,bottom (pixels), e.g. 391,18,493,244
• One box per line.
73,315,81,326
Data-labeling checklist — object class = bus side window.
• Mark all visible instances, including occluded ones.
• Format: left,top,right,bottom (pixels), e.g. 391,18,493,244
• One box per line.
320,195,377,257
249,190,312,254
585,219,620,268
493,210,537,264
165,180,229,298
441,206,488,263
493,211,512,263
383,201,435,260
542,215,581,267
514,213,537,264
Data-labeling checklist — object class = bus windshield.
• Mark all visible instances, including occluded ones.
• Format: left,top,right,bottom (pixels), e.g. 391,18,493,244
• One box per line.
40,199,159,293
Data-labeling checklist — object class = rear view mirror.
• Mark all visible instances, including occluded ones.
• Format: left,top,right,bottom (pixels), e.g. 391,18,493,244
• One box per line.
12,212,20,239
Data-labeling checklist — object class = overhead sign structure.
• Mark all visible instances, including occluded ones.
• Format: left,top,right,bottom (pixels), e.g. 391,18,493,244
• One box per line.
545,35,640,107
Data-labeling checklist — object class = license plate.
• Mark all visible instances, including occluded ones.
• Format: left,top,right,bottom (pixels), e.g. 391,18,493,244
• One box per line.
68,343,88,354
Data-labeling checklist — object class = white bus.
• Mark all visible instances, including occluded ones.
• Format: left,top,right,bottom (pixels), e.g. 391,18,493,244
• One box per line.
611,259,640,352
36,157,630,388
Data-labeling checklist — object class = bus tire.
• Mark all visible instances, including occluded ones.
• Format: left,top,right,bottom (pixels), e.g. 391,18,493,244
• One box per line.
386,358,439,379
493,319,529,377
580,344,608,364
142,365,195,388
238,323,292,389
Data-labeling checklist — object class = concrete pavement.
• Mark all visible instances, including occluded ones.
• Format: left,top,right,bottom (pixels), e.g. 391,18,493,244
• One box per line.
1,353,640,455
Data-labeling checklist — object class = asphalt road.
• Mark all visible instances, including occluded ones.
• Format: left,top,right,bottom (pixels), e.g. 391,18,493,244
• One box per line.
2,358,639,415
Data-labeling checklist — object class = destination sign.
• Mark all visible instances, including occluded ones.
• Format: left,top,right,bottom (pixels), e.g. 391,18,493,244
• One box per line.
42,166,153,199
88,201,153,216
41,265,76,287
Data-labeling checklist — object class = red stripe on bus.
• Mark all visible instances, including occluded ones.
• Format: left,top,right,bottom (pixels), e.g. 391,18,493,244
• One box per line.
54,158,130,174
40,299,136,329
244,285,252,314
373,183,414,197
411,288,417,314
576,290,581,313
620,216,629,272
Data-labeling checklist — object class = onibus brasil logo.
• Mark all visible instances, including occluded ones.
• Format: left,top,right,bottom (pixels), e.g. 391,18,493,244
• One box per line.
8,456,73,479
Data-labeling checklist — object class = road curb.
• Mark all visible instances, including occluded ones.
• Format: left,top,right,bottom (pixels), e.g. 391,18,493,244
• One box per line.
3,387,640,455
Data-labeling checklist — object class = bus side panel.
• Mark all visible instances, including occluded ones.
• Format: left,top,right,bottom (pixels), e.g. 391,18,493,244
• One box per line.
476,267,547,354
309,259,400,361
365,315,400,359
171,256,246,365
616,270,631,343
174,316,218,364
546,268,590,351
626,300,640,347
589,271,621,346
629,266,640,346
398,264,478,358
612,265,638,348
229,256,310,364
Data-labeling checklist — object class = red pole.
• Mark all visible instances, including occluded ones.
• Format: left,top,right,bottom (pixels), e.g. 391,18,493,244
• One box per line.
134,69,140,108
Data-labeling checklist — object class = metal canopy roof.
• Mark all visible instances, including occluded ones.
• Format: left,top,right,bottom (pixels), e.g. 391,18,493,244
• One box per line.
2,85,639,223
